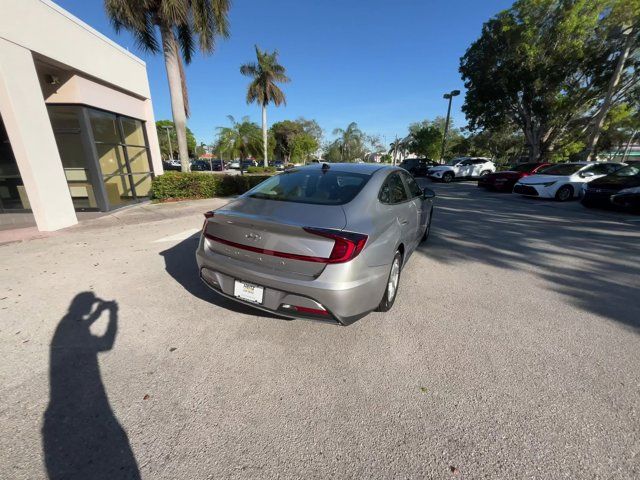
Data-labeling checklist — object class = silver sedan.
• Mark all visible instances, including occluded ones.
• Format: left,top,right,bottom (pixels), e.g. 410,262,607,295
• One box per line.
196,163,435,325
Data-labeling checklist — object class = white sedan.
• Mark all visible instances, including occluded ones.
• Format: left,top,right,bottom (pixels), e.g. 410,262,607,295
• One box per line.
513,162,625,201
428,157,495,183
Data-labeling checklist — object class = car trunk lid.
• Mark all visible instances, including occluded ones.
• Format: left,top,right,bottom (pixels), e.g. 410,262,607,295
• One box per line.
203,198,347,278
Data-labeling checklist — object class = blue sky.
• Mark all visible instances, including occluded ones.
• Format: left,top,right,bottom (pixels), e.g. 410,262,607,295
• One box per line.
55,0,514,146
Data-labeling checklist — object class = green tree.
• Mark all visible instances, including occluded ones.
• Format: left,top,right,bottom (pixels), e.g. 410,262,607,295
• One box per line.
290,133,319,163
215,115,261,173
295,117,323,143
407,121,443,159
156,120,197,160
106,0,230,172
582,0,640,159
240,46,290,167
460,0,638,162
270,120,302,162
332,122,366,162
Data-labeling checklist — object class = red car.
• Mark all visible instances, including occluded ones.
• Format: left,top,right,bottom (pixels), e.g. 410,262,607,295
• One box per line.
478,162,552,192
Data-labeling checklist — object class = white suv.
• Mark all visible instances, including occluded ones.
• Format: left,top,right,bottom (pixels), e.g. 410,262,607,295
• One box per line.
428,157,496,183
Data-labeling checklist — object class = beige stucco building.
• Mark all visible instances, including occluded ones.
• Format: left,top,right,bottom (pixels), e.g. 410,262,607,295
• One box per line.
0,0,163,231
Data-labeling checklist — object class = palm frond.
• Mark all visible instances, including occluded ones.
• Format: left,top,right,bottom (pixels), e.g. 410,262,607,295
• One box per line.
177,24,195,64
160,0,188,26
240,44,289,107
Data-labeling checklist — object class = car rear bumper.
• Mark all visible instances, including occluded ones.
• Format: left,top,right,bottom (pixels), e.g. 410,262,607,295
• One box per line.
196,236,390,325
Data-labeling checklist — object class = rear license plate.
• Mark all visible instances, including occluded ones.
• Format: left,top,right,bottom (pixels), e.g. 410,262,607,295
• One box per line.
234,280,264,304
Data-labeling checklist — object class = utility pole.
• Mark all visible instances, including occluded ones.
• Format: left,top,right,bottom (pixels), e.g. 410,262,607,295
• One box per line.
440,89,460,162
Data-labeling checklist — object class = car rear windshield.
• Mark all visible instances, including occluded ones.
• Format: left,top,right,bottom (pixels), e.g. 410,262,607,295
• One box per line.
537,164,583,175
247,169,370,205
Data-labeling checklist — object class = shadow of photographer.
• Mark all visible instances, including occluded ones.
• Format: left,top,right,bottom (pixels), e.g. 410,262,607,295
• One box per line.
42,292,140,480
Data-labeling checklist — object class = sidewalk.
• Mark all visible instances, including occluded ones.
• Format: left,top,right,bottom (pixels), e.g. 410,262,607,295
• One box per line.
0,198,231,245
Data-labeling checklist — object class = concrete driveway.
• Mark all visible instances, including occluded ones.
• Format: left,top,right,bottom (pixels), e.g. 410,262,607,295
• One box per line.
1,180,639,479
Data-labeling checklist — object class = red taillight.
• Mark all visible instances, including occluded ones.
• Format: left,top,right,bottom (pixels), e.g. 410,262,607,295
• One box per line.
293,306,329,316
202,211,214,231
303,227,368,263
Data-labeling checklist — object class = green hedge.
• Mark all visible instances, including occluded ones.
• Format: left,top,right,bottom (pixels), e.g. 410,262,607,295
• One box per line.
247,166,276,174
151,172,271,201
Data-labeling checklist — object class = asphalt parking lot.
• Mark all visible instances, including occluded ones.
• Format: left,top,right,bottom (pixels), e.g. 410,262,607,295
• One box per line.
1,180,639,479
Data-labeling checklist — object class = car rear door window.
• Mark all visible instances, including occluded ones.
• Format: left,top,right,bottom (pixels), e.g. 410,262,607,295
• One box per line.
401,172,422,198
379,172,409,204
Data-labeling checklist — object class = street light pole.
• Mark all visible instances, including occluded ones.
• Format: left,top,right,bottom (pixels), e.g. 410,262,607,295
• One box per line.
162,126,174,161
440,89,460,162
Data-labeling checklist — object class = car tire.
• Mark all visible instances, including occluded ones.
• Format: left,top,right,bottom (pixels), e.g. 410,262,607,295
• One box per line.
555,185,574,202
420,208,434,243
376,251,402,312
442,172,454,183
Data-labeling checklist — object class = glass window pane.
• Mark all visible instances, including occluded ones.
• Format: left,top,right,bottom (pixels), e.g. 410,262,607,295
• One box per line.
126,146,151,173
54,133,86,169
121,118,146,146
48,107,81,131
97,144,128,176
89,110,120,143
103,174,135,206
131,174,152,197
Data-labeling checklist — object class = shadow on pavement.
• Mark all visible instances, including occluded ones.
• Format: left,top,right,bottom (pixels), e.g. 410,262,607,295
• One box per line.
417,183,640,331
159,233,286,319
42,292,140,480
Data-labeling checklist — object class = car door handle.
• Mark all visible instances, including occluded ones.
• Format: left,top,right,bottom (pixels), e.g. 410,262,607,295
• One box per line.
400,219,409,225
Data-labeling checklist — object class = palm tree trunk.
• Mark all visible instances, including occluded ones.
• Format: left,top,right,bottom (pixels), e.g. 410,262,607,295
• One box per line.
583,25,635,161
261,104,268,167
161,26,190,172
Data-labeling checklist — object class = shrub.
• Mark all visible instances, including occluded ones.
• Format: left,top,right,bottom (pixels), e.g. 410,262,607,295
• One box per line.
151,172,270,201
247,166,276,174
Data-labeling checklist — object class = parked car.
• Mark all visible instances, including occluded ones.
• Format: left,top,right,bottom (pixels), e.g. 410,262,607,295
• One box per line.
197,163,436,325
514,162,625,201
399,158,437,177
581,164,640,209
241,159,257,169
211,159,224,171
162,160,181,171
610,186,640,213
274,161,285,171
229,160,240,169
427,157,496,182
191,160,211,171
478,162,552,191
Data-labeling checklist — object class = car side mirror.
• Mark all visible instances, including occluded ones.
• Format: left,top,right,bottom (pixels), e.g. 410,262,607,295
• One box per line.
422,187,436,199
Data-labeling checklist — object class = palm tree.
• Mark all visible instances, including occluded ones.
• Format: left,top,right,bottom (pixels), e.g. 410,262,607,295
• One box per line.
105,0,230,173
332,122,365,162
240,46,290,167
216,115,262,174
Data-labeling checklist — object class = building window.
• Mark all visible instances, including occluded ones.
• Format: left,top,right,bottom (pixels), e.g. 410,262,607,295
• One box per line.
89,109,154,207
48,105,154,212
0,114,30,212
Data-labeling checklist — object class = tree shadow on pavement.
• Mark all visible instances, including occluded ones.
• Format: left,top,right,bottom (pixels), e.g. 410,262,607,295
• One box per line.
42,292,140,480
417,188,640,331
159,233,286,319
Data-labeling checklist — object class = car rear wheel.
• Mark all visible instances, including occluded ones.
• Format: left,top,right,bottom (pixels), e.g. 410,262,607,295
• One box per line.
555,185,574,202
376,251,402,312
442,172,454,183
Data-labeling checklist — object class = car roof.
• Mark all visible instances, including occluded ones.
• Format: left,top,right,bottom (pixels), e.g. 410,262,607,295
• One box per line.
296,162,389,175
